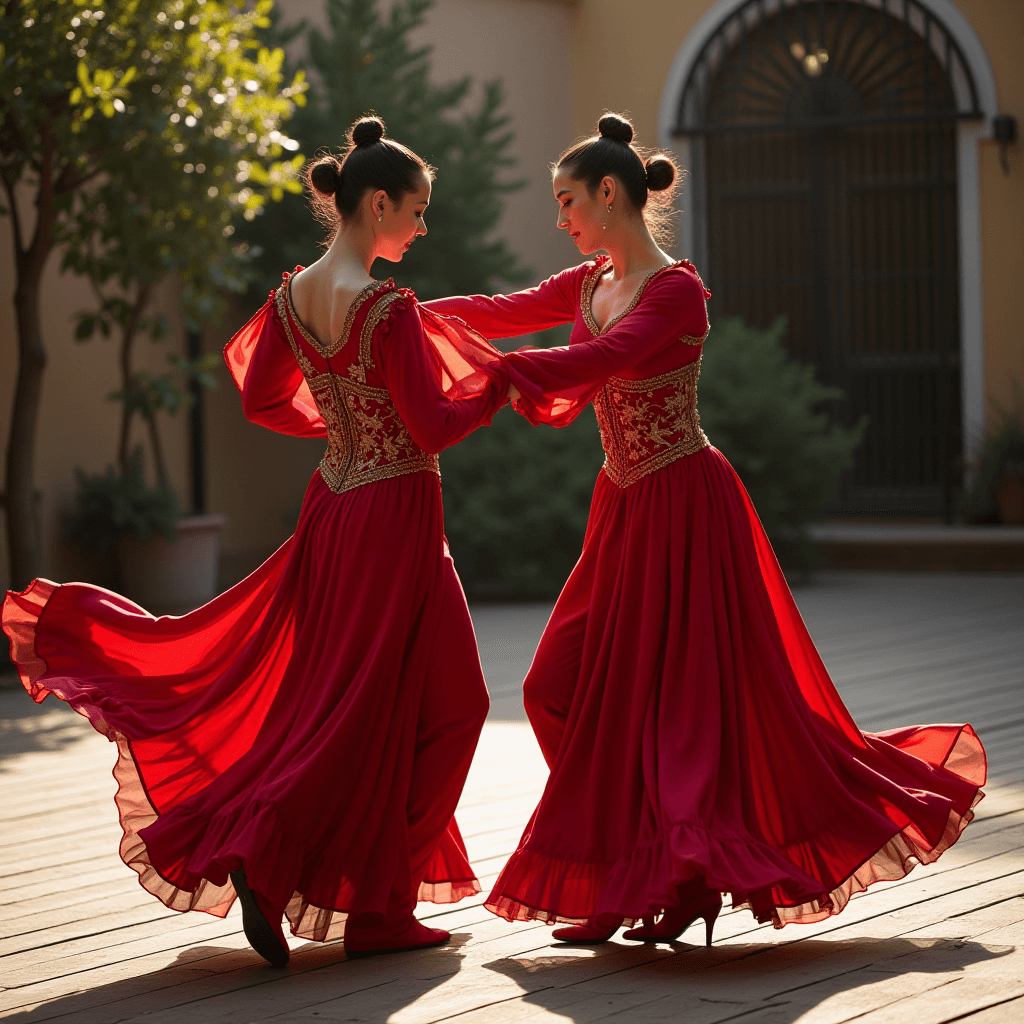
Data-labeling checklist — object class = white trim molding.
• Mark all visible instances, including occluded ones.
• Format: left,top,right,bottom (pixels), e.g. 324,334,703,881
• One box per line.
658,0,1000,458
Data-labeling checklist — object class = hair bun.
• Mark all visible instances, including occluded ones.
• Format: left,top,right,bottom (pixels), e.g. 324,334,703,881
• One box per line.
645,154,677,192
598,113,633,145
309,156,341,195
351,115,385,147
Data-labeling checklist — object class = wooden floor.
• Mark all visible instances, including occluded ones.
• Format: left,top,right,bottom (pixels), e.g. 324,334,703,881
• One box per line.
1,572,1022,1023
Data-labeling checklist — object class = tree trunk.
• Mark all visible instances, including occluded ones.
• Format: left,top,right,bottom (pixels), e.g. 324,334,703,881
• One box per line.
144,412,169,491
116,283,152,475
5,275,47,590
2,141,57,591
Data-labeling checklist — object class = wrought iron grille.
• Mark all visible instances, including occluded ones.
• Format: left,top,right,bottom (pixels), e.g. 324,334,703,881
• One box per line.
674,0,983,517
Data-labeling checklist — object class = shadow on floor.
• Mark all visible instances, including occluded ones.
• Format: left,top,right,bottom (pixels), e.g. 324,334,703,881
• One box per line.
3,933,475,1023
483,935,1015,1022
0,688,93,768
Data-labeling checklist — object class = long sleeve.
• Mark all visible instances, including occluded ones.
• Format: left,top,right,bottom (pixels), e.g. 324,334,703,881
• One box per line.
379,301,510,455
224,298,326,438
420,265,584,340
506,265,710,427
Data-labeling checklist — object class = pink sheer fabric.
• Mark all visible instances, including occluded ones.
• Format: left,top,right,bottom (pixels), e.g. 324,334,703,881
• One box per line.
426,257,987,929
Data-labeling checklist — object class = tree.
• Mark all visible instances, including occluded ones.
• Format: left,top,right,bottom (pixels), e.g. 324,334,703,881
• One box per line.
698,317,866,567
0,0,306,589
240,0,529,300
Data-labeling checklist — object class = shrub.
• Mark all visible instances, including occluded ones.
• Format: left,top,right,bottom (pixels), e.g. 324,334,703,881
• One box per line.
442,405,604,599
961,396,1024,522
697,317,865,565
65,448,180,559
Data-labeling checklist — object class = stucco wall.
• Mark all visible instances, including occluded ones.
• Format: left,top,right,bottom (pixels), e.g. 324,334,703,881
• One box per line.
957,0,1024,418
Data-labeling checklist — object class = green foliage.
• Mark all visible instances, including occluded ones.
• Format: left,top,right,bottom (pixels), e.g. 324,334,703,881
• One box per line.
39,0,309,325
962,396,1024,521
698,317,865,565
110,353,220,420
239,0,529,299
441,405,604,599
1,1,307,276
66,449,180,556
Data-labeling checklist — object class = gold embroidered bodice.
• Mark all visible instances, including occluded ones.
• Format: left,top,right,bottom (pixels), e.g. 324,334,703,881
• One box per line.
274,278,440,495
593,360,710,488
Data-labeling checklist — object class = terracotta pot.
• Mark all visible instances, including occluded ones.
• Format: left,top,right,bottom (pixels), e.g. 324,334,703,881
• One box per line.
995,473,1024,525
119,513,228,614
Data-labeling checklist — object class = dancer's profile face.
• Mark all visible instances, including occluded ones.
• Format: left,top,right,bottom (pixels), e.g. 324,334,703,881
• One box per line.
373,171,431,263
553,168,607,256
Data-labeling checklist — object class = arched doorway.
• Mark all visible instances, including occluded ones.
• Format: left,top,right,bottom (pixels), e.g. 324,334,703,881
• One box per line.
671,0,984,517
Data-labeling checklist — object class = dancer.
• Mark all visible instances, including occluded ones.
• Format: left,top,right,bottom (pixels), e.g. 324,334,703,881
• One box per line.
3,116,510,966
424,113,986,944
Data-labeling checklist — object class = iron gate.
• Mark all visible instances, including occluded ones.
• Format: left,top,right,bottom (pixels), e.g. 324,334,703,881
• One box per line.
673,0,984,517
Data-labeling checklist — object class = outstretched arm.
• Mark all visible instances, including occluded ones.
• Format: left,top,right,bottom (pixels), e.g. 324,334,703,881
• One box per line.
421,264,584,340
506,267,709,427
380,300,510,455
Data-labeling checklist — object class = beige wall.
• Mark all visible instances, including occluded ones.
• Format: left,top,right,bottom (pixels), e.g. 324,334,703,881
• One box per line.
955,0,1024,417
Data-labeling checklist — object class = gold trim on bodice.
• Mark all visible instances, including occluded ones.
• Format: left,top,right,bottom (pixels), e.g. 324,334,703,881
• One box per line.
580,257,711,346
275,282,440,495
284,276,391,360
593,359,710,488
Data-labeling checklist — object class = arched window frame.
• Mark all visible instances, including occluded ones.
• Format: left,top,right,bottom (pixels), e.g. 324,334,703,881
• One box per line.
658,0,1000,460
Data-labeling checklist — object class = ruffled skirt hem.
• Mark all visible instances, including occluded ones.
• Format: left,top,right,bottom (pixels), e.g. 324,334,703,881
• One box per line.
485,724,985,930
4,577,481,944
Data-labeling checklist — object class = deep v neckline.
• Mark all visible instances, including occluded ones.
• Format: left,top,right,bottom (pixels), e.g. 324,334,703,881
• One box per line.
583,260,681,336
285,272,384,360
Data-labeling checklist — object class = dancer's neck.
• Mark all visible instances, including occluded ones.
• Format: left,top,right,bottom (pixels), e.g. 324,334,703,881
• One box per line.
601,220,672,281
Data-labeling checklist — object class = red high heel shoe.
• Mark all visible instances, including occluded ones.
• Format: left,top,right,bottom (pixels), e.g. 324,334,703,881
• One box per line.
552,915,623,944
622,893,722,946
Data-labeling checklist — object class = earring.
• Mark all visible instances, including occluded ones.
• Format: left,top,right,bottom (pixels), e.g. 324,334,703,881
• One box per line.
378,209,384,222
606,204,612,213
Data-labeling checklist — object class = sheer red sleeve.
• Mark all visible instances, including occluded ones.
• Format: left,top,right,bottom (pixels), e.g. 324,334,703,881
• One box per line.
223,297,326,437
379,298,510,455
506,264,710,428
420,264,585,339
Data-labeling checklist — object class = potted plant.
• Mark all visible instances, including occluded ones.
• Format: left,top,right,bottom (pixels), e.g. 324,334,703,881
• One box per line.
66,351,226,613
963,401,1024,525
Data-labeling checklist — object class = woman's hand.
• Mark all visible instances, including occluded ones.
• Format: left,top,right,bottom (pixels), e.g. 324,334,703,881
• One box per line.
507,382,521,404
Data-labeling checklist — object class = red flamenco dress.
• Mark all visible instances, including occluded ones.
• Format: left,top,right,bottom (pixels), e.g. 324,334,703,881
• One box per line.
424,256,986,931
3,274,509,943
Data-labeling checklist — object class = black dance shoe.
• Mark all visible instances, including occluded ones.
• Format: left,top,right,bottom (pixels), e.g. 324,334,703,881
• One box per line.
230,869,290,968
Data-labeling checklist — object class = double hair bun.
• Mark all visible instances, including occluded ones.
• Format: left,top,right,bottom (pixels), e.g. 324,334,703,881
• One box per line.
309,156,341,196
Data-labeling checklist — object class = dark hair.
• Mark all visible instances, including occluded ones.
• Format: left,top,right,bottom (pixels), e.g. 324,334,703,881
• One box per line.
306,115,435,236
556,112,680,242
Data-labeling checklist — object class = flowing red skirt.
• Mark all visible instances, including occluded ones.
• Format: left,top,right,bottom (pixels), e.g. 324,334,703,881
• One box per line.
489,446,986,928
3,471,487,941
